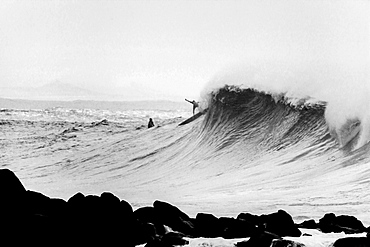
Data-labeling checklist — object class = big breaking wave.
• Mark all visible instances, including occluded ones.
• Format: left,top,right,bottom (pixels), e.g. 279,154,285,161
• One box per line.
199,62,370,151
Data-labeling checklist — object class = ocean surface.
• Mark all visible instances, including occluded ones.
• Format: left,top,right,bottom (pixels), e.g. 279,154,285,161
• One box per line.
1,84,370,227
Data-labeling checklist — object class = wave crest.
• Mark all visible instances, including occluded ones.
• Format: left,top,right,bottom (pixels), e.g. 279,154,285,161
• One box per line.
198,86,329,154
199,84,370,151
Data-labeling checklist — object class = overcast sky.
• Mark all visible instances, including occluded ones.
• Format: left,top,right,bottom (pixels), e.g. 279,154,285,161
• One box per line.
0,0,369,101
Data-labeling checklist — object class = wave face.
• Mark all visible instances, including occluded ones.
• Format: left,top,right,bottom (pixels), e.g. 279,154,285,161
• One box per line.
116,86,370,223
2,87,370,224
167,86,370,222
201,86,329,155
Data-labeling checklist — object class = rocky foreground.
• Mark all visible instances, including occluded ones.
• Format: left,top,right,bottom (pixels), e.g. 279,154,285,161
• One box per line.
1,168,369,247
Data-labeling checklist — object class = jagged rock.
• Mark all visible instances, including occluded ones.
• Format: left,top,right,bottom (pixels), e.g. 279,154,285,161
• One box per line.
219,217,257,238
145,232,189,247
296,219,318,229
335,215,366,233
162,232,189,246
134,206,166,236
238,210,301,237
261,210,301,237
271,239,306,247
24,190,51,216
144,238,163,247
67,192,85,207
235,230,281,247
153,200,196,237
3,169,370,247
237,212,261,226
332,237,369,247
319,213,366,234
0,169,26,213
100,191,120,204
48,197,68,218
195,213,223,237
0,169,26,196
135,207,159,224
66,192,137,245
120,199,134,215
134,222,159,245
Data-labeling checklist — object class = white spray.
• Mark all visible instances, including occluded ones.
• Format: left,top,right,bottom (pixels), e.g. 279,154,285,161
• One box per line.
199,1,370,149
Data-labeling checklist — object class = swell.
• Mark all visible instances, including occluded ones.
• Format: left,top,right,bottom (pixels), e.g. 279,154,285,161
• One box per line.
2,87,370,222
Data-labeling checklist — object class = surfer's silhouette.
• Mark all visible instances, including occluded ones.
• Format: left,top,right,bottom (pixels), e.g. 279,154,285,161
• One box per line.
148,118,154,128
185,99,199,115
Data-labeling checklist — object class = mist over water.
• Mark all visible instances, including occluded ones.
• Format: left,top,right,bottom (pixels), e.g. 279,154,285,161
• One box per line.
200,1,370,143
200,1,370,148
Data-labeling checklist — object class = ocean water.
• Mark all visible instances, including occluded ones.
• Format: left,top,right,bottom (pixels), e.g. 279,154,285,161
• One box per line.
1,82,370,228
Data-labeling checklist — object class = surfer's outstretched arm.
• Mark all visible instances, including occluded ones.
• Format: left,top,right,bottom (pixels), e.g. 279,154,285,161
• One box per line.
185,99,192,103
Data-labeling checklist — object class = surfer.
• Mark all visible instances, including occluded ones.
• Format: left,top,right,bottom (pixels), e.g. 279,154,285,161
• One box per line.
185,99,199,115
148,118,154,128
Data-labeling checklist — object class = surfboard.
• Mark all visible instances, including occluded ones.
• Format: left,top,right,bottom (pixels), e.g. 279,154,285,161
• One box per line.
179,108,208,126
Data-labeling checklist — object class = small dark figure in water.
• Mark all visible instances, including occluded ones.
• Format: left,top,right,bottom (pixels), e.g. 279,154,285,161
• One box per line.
148,118,154,128
185,99,199,115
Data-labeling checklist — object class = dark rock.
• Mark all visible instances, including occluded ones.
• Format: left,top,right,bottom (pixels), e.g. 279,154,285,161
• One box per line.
135,222,159,245
153,200,190,222
24,190,51,216
219,217,257,238
332,237,369,247
235,230,281,247
261,210,301,237
145,232,189,247
0,169,26,195
0,169,26,213
134,206,166,236
100,191,120,205
195,213,223,237
271,239,306,247
120,199,134,215
238,210,301,237
0,170,139,246
336,215,366,233
144,238,163,247
67,192,85,206
162,232,189,246
153,200,196,237
319,213,366,234
97,192,128,227
135,207,160,224
20,214,56,245
296,219,318,229
319,213,336,232
66,192,137,245
237,212,261,226
48,197,68,218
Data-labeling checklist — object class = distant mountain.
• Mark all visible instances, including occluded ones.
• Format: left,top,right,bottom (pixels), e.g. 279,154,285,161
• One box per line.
0,97,190,111
0,81,108,101
0,81,198,102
